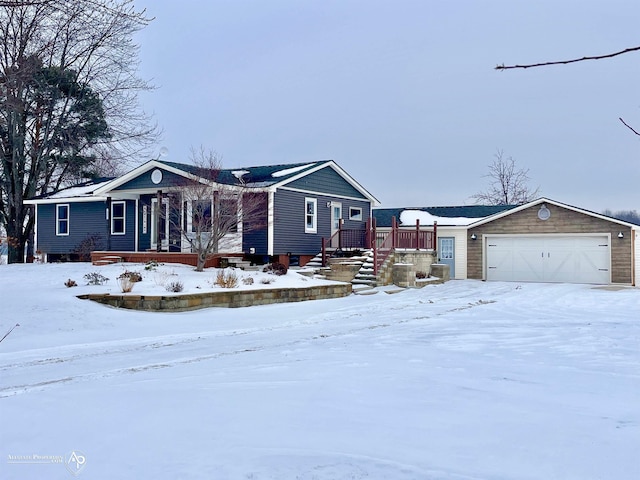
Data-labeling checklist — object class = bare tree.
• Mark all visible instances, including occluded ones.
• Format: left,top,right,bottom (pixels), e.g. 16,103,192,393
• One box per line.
164,147,266,272
496,44,640,136
0,0,158,263
472,150,540,205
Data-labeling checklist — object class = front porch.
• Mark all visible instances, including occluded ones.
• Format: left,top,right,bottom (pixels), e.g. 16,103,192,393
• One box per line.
91,251,244,268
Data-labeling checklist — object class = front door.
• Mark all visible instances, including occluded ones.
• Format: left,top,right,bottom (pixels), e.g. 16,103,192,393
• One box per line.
331,202,342,248
438,237,455,278
151,197,169,250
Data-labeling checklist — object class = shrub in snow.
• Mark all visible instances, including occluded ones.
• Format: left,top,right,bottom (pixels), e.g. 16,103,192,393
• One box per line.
145,260,160,271
118,270,142,282
165,281,184,293
118,276,135,293
263,262,287,276
84,272,109,285
214,269,238,288
117,270,141,293
260,277,274,285
416,271,428,279
242,277,254,285
72,234,104,262
64,278,77,287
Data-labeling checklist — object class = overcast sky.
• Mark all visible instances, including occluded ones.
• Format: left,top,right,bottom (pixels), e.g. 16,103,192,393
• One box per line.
133,0,640,212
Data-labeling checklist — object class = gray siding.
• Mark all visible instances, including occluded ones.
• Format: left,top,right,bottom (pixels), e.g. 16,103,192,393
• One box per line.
273,189,370,255
37,200,136,255
114,168,187,191
108,199,136,251
37,201,108,254
286,166,367,199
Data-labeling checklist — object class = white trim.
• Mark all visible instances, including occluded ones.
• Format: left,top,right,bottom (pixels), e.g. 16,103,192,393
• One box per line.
305,197,318,234
26,196,109,205
349,206,363,221
94,160,207,194
267,191,275,255
56,204,70,236
110,201,126,235
134,198,139,252
469,197,639,229
33,204,38,254
272,161,380,205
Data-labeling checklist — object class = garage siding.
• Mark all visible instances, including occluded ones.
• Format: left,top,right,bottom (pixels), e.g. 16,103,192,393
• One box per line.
467,203,633,284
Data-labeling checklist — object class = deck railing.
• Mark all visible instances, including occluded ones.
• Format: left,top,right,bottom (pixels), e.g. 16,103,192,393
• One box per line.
322,217,437,275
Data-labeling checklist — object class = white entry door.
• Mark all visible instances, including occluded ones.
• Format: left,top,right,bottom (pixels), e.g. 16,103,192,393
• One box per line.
486,235,610,284
330,202,342,247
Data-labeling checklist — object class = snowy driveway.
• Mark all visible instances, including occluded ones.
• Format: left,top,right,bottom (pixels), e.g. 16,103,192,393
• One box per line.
1,263,639,479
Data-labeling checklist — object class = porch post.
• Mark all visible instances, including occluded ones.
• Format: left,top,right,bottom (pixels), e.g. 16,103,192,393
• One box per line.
392,216,397,249
415,218,420,250
106,197,112,251
156,190,162,252
372,217,378,275
433,221,437,250
321,236,326,267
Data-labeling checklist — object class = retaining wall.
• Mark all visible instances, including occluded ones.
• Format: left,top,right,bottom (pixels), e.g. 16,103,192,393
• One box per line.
78,283,352,311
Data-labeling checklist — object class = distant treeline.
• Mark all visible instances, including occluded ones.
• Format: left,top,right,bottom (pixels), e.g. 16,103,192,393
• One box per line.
602,209,640,225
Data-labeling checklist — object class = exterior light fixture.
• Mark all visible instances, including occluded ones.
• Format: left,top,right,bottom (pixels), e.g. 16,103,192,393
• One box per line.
618,232,624,239
471,233,477,240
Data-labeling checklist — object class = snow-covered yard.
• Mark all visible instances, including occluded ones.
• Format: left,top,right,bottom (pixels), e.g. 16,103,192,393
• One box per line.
1,262,639,479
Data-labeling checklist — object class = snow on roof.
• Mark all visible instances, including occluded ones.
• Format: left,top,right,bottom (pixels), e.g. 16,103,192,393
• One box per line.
399,209,482,226
271,163,316,178
231,170,250,180
46,179,114,199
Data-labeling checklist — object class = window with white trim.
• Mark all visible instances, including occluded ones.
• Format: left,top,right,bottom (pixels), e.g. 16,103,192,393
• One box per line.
56,204,69,236
305,198,317,233
111,201,126,235
349,207,363,221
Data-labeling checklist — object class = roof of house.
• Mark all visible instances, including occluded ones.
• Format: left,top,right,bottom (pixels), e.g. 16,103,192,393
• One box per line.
26,158,379,205
156,160,322,187
28,177,115,201
468,197,640,228
373,205,517,227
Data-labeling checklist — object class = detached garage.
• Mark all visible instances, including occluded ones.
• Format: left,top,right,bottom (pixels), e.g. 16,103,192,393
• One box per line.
467,198,640,285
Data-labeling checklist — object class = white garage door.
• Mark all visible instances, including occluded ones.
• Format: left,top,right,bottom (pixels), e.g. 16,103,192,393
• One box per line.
486,235,610,284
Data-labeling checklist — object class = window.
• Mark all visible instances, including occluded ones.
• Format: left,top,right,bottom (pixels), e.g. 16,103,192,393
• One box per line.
349,207,363,221
220,197,238,233
191,199,212,232
111,201,126,235
305,198,317,233
56,204,69,236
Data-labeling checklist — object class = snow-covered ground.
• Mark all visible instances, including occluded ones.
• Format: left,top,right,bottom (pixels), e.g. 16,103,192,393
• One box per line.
1,262,639,480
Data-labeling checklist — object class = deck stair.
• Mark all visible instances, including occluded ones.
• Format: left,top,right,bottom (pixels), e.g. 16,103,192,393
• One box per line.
303,249,382,288
220,256,260,271
92,255,123,266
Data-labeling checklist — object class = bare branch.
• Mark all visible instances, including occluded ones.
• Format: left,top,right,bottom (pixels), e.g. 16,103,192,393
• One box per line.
496,45,640,70
619,117,640,136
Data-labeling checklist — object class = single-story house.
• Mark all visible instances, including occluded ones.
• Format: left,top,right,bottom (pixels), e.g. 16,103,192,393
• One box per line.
26,159,379,266
375,198,640,286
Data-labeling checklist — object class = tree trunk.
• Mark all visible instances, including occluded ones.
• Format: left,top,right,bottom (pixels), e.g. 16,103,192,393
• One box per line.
6,224,26,264
196,251,206,272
